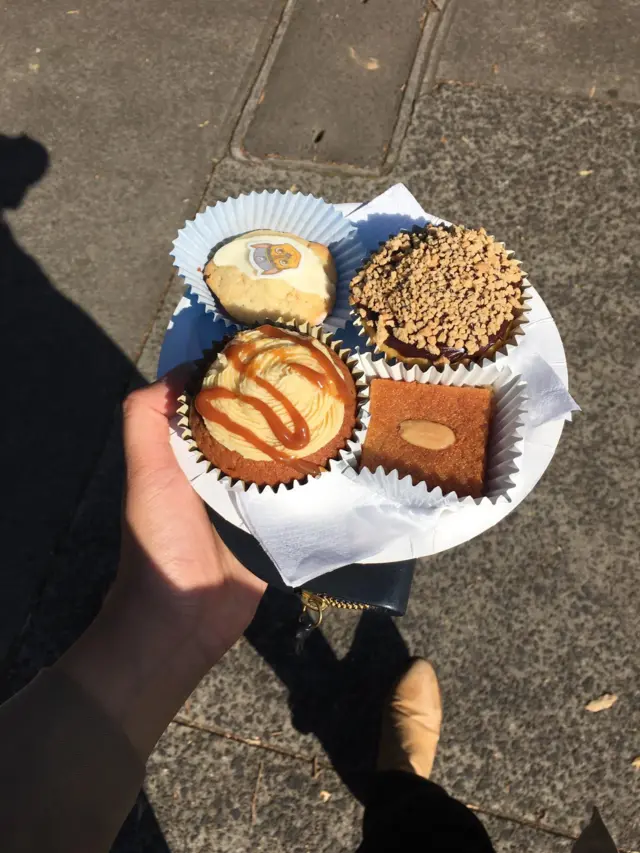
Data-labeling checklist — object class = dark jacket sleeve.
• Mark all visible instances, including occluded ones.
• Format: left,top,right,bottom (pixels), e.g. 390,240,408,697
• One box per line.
0,668,145,853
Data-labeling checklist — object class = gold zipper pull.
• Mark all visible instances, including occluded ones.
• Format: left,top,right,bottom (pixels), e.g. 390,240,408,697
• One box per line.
295,591,330,652
299,591,329,627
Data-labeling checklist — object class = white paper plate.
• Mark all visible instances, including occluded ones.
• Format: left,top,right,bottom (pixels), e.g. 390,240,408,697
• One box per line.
161,189,568,564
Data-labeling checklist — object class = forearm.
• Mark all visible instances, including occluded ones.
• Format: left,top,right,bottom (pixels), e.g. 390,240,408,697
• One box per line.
59,577,217,762
0,580,216,853
0,374,264,853
0,667,143,853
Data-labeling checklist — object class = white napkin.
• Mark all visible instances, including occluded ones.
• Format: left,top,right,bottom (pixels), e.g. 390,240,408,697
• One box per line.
514,353,580,428
234,470,454,588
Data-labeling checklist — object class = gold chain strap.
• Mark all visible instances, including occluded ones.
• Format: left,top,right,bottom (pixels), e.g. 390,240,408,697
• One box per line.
300,591,370,625
296,592,371,649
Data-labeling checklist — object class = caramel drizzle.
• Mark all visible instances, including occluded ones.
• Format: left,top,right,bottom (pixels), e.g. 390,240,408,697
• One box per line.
195,326,353,473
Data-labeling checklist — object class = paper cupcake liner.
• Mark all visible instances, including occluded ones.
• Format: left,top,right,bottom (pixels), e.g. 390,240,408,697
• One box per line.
171,191,366,330
175,321,369,496
345,354,528,509
349,224,531,369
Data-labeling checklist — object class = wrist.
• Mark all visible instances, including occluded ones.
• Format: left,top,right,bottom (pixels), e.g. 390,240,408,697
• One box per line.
59,576,215,762
108,574,217,673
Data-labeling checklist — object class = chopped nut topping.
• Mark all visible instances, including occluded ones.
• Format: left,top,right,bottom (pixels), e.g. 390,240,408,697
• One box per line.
349,225,524,359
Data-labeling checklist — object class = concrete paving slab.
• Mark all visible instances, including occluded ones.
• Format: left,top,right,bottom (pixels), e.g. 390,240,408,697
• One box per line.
0,0,280,659
142,722,362,853
204,158,392,206
437,0,640,104
240,0,430,170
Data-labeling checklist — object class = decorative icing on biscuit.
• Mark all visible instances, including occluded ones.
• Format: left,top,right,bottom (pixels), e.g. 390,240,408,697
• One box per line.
247,241,302,276
204,230,336,326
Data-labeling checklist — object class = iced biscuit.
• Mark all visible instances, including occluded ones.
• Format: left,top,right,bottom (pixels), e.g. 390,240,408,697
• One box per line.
204,230,337,326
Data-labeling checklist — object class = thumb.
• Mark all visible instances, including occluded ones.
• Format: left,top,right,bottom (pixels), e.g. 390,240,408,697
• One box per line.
122,364,194,474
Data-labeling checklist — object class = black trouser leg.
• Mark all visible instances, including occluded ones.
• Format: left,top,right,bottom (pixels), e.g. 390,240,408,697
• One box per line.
357,771,495,853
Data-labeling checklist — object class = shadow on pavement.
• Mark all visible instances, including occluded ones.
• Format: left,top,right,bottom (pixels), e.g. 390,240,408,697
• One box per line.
0,133,134,659
245,586,411,804
0,133,171,852
112,791,173,853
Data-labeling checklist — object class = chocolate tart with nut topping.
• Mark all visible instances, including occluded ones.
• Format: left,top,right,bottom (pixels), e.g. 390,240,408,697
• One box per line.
187,324,359,488
350,225,526,368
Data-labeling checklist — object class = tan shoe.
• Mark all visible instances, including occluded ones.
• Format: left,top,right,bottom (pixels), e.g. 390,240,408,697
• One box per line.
377,658,442,779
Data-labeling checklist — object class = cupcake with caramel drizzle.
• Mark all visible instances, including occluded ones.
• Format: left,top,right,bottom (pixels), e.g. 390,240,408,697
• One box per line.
187,325,359,487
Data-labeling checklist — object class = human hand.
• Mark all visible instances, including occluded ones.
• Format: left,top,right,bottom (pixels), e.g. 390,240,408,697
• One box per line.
60,368,265,762
117,368,266,666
